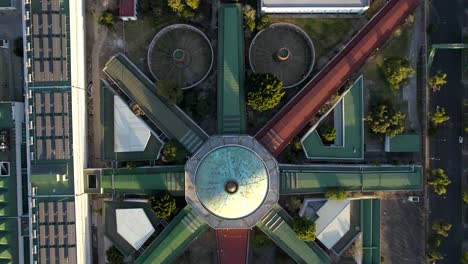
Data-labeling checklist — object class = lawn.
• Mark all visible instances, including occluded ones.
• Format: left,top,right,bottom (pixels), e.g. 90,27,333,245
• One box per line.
271,18,360,59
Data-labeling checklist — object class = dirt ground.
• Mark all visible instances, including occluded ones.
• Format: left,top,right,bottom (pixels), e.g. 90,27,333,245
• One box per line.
380,197,425,264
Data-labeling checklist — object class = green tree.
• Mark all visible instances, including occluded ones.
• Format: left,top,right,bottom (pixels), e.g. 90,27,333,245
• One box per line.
431,219,452,237
429,71,447,91
463,190,468,204
428,234,441,248
156,80,183,104
427,249,444,261
106,246,124,264
246,73,285,112
462,252,468,264
284,196,302,214
382,57,415,90
428,169,451,195
256,15,271,31
167,0,185,13
98,11,116,29
324,188,347,200
161,140,186,164
149,192,177,219
365,104,406,137
186,0,200,10
430,107,450,126
320,127,337,143
292,216,316,241
243,5,256,32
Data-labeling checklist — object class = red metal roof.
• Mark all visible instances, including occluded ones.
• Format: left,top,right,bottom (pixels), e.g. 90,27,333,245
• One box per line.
216,229,250,264
119,0,135,17
255,0,419,157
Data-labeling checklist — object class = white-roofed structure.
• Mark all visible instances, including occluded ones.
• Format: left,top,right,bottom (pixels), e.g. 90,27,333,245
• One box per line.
116,208,155,250
114,95,152,152
314,200,350,249
260,0,370,14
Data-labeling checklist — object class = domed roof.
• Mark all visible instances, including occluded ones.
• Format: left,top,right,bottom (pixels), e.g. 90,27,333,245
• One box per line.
195,146,269,219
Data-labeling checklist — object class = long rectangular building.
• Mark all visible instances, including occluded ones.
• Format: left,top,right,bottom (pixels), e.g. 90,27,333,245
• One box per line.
260,0,370,14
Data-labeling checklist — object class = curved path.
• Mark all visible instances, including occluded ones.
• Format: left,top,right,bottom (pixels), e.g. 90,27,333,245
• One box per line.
255,0,419,157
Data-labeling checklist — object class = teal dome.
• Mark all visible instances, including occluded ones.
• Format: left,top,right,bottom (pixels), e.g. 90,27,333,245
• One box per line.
195,146,269,219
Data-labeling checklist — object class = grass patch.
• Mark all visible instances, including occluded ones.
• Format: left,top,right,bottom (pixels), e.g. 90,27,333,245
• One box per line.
271,18,357,58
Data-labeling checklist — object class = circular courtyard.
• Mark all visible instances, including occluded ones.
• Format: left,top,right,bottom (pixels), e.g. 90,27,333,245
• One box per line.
185,136,279,229
147,24,214,89
249,23,315,88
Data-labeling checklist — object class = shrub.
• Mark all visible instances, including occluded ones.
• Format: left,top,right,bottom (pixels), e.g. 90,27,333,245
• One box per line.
382,57,415,90
462,252,468,264
292,216,316,241
98,11,115,29
324,188,347,200
149,192,177,219
427,249,444,261
320,126,337,143
246,73,285,112
161,140,186,164
243,5,256,32
284,196,302,214
130,104,145,116
428,169,451,196
428,234,441,248
126,161,137,169
106,246,124,264
156,80,183,104
256,15,271,31
464,190,468,204
252,230,273,247
365,104,406,137
186,0,200,10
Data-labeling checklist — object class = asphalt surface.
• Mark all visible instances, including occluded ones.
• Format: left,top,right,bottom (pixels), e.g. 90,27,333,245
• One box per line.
428,0,465,262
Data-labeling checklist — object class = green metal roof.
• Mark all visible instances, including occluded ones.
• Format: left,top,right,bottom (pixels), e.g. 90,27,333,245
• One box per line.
279,165,423,194
136,205,209,264
302,76,364,159
385,134,420,153
100,82,163,161
256,204,330,264
361,199,380,264
100,166,185,195
103,54,208,154
217,4,246,134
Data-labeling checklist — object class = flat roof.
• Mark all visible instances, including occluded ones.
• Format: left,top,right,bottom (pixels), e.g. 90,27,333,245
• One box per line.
361,199,380,264
114,95,151,152
280,165,423,194
262,0,369,7
385,134,420,152
218,4,246,134
116,209,155,250
302,76,364,159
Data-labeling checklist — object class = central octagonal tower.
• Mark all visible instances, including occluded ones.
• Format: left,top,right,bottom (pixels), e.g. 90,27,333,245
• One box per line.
185,136,279,229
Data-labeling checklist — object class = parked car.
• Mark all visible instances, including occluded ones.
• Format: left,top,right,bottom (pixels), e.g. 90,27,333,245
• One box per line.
408,196,420,202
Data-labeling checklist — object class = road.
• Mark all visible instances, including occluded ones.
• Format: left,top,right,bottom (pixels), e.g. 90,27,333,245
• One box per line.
428,0,465,262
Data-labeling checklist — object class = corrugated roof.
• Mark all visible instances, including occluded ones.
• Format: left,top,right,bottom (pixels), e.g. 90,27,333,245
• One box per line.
218,4,245,134
280,165,423,194
385,134,420,152
361,199,380,264
136,205,209,264
119,0,135,17
257,204,330,264
302,76,364,160
103,54,208,154
100,166,185,194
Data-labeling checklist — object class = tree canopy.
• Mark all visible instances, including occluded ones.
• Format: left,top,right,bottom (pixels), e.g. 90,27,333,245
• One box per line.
156,79,183,104
320,127,337,143
246,73,285,112
463,190,468,204
292,216,316,241
149,192,177,220
161,140,186,164
429,71,447,91
98,11,116,29
365,104,406,138
243,5,256,32
431,219,452,237
106,246,124,264
382,57,415,90
428,169,451,196
256,15,272,31
324,188,347,200
430,107,450,126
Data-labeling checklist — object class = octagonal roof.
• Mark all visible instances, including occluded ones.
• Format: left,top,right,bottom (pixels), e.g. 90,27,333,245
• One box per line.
185,136,279,229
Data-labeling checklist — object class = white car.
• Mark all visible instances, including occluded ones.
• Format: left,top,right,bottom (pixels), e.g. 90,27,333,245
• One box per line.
408,196,420,202
459,136,463,144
